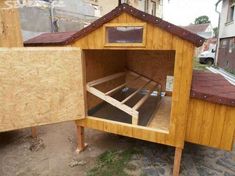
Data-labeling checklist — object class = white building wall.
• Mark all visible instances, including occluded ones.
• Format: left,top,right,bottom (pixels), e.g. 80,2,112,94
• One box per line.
219,0,235,38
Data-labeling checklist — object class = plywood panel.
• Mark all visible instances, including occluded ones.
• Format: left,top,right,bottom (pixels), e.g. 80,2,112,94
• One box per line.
0,8,23,47
0,48,86,132
186,98,235,151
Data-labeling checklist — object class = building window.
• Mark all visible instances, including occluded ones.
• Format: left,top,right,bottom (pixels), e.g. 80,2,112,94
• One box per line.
145,0,149,13
228,0,235,22
151,0,156,16
220,39,228,48
229,38,235,53
104,23,146,47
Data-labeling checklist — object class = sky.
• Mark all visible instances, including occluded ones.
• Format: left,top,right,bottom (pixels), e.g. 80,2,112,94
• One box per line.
163,0,221,27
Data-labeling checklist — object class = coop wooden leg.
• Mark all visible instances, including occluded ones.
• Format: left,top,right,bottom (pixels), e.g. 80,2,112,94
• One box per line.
76,125,87,153
31,127,37,138
173,147,183,176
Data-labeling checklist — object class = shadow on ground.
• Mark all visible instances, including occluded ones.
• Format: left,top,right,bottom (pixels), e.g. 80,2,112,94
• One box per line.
0,122,234,176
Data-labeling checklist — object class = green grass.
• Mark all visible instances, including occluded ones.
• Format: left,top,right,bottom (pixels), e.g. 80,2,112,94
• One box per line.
87,148,141,176
193,57,209,71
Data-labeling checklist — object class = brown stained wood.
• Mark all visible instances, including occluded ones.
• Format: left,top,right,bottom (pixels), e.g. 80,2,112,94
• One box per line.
220,107,235,150
199,101,216,146
187,99,205,143
186,98,235,151
31,127,37,138
127,50,175,91
84,50,126,109
173,42,194,147
76,125,87,153
0,48,86,132
173,147,183,176
148,96,171,131
209,104,227,148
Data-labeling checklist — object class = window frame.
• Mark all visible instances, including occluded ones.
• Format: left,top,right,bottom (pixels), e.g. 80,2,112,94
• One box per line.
103,23,147,47
227,0,235,22
151,0,157,16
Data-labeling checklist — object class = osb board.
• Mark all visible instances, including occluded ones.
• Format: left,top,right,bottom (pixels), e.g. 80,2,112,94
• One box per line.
127,50,175,91
186,98,235,151
0,7,23,47
0,48,85,132
84,50,126,110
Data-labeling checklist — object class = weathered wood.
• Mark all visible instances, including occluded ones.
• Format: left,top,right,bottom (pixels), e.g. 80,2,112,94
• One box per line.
0,48,86,132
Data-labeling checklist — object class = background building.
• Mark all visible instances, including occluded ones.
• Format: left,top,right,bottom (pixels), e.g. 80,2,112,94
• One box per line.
182,23,215,56
19,0,163,41
216,0,235,73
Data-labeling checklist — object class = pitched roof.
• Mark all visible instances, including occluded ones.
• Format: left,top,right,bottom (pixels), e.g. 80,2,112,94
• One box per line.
182,23,210,34
24,3,205,47
191,71,235,106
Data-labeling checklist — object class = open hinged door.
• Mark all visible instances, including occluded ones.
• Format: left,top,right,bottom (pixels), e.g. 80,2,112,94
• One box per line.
0,48,86,132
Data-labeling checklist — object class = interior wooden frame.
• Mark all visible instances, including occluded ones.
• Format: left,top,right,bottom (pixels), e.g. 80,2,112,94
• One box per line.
103,23,147,47
86,70,161,125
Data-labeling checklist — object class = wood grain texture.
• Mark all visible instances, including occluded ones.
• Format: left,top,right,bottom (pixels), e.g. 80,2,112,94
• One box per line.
0,6,23,47
72,12,195,148
186,98,235,151
0,48,86,132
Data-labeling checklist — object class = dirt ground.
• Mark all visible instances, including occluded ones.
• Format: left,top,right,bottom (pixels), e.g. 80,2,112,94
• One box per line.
0,121,234,176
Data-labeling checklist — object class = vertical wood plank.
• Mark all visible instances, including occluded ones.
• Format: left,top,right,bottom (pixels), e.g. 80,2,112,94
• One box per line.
220,107,235,150
199,101,216,145
209,104,227,147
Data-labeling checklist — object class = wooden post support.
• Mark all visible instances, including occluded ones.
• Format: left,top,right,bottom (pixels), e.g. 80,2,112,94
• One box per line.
31,127,37,138
76,125,88,153
173,147,183,176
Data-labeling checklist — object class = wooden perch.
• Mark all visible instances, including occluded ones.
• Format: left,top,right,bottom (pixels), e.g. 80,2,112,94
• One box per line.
86,71,161,125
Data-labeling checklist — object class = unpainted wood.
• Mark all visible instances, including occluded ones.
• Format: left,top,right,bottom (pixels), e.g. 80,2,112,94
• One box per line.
0,48,86,132
0,6,23,47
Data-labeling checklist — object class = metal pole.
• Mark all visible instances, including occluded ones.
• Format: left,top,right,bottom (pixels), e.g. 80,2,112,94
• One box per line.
214,0,222,66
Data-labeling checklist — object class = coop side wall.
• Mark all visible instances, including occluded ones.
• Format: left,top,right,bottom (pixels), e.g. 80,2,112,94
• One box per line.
0,3,23,47
74,12,195,148
84,50,126,110
186,98,235,151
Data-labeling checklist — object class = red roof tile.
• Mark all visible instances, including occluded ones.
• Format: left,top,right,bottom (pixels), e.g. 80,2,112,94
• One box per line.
24,31,77,46
191,71,235,106
24,3,205,47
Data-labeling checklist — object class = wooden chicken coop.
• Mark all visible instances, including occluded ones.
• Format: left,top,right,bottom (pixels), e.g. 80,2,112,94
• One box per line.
6,3,234,176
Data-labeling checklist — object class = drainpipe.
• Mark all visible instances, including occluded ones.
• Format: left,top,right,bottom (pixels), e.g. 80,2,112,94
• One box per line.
215,0,222,66
118,0,122,6
49,0,55,32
